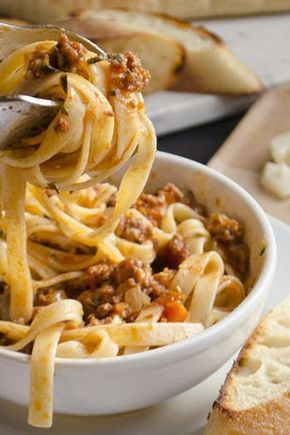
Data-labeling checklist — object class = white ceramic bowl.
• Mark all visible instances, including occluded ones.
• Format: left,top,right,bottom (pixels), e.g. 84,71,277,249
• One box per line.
0,152,276,415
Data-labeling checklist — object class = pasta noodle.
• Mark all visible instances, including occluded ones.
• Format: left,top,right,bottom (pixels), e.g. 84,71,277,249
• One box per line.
0,31,249,428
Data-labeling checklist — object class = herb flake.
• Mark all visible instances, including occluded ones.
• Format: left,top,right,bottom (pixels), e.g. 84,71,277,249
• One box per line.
87,55,106,64
259,246,266,256
60,106,69,116
47,182,59,193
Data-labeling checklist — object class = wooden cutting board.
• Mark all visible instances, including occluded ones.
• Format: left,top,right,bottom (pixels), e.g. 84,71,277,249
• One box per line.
209,85,290,225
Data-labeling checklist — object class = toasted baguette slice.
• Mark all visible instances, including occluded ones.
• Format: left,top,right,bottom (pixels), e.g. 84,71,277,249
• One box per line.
60,9,262,95
2,0,290,20
205,296,290,435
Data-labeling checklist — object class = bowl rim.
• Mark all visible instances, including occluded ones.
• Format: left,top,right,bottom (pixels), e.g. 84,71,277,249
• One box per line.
0,151,277,367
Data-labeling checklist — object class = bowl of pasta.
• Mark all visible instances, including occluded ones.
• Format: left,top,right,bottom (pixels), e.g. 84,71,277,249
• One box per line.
0,152,276,423
0,26,276,429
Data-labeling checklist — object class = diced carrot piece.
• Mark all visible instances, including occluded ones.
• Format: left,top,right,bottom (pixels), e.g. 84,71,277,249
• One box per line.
163,300,188,322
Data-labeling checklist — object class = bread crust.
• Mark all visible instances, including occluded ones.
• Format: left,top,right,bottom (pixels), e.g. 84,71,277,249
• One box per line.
205,298,290,435
205,394,290,435
2,0,290,21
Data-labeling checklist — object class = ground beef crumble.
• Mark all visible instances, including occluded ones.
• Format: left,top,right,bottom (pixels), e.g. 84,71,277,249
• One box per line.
64,263,115,296
51,33,87,73
157,183,184,204
116,215,153,243
28,33,88,79
206,213,249,280
154,234,189,270
206,213,243,243
135,182,196,226
135,192,166,226
109,51,150,92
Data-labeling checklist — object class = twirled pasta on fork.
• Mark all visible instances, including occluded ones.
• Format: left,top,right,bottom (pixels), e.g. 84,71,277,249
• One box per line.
0,31,249,428
0,34,156,323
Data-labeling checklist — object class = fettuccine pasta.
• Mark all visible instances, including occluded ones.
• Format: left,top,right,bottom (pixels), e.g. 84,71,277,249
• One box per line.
0,31,250,429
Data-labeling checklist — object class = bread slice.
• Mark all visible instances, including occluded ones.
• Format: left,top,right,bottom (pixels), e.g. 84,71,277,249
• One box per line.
205,296,290,435
2,0,290,20
60,9,263,95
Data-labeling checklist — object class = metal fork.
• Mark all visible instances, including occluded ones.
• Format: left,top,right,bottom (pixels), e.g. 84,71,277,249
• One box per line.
0,23,106,150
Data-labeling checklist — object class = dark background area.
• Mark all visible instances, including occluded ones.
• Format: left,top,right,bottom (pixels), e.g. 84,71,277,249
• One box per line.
157,113,244,164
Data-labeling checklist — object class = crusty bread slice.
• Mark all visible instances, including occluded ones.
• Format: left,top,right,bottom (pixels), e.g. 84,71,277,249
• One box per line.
60,9,263,95
2,0,290,20
205,296,290,435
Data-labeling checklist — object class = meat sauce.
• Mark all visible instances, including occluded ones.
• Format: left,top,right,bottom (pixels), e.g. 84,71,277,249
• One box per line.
0,184,248,326
28,33,88,78
205,212,249,281
29,184,250,325
109,51,150,92
28,34,150,93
